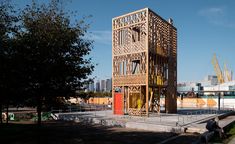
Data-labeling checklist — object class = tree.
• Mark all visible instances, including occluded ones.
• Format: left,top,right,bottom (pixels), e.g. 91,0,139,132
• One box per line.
0,1,19,124
76,91,95,103
93,92,112,97
16,0,94,126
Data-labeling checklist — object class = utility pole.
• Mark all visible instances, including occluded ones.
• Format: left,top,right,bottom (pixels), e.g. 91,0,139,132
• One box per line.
218,91,220,111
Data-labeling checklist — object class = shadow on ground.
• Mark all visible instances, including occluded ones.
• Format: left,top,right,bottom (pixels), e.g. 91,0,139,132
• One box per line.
0,121,200,144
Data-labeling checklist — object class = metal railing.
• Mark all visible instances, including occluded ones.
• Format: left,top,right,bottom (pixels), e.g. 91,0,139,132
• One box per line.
49,103,235,129
51,104,111,113
176,107,234,126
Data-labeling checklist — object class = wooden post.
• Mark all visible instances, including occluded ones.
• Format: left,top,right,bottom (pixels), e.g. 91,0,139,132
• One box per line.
146,8,149,117
149,91,153,112
158,87,161,114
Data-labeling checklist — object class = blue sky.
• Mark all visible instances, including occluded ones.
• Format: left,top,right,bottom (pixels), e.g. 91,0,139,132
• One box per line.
13,0,235,82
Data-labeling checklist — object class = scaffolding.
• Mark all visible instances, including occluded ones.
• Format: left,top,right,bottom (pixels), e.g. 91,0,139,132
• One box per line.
112,8,177,116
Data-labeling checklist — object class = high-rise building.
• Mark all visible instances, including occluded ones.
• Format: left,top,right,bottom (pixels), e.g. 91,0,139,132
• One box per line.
208,75,218,85
202,75,218,86
83,84,89,92
88,82,95,91
96,81,100,92
106,78,112,92
101,80,106,92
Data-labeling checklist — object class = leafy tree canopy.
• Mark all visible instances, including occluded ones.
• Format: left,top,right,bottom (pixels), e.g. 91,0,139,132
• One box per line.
17,0,94,99
0,0,95,125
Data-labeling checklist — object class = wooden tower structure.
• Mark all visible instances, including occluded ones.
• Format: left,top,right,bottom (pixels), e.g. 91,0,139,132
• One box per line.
112,8,177,116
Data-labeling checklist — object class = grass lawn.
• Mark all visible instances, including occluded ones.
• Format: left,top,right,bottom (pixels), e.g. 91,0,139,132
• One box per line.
209,122,235,144
223,123,235,144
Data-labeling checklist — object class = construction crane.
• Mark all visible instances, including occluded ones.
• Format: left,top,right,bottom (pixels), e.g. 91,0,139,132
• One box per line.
224,63,233,82
212,54,224,84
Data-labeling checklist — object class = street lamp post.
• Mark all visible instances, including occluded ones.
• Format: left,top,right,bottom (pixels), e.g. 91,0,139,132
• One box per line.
218,92,220,111
218,84,221,111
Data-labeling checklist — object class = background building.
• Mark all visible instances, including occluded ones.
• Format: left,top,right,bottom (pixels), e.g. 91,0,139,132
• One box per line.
96,81,100,92
88,82,95,91
106,78,112,92
200,75,218,86
101,80,106,92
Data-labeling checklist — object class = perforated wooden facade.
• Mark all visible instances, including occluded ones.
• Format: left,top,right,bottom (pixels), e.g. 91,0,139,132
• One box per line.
112,8,177,116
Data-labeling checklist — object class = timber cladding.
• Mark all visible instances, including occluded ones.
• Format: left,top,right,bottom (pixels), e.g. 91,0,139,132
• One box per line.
112,8,177,115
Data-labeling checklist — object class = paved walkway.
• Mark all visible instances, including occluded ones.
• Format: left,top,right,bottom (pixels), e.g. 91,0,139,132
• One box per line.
54,109,234,134
53,110,235,143
175,110,235,133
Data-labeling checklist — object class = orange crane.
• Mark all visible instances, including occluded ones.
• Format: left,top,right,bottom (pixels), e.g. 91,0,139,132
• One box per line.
212,54,224,84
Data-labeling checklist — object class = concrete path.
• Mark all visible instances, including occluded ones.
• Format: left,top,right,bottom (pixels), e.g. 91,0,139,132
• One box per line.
218,115,235,128
54,109,234,134
52,110,235,144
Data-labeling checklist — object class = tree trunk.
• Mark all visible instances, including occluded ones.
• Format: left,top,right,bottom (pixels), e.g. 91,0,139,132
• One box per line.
6,101,9,124
37,96,42,127
0,103,2,124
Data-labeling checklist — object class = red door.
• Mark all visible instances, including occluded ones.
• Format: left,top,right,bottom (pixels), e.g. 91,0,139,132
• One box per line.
114,93,123,115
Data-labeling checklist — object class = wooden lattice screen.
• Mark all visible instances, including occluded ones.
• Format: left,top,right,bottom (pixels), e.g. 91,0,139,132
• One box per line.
112,8,177,116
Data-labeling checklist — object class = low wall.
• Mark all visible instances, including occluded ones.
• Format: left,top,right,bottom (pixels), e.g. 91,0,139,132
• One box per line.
160,97,235,109
88,97,112,105
84,97,235,109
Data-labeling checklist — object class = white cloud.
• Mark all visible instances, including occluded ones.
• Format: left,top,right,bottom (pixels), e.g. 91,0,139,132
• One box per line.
86,30,112,45
198,7,225,25
199,7,224,16
198,7,235,28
